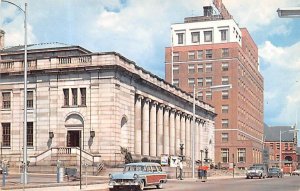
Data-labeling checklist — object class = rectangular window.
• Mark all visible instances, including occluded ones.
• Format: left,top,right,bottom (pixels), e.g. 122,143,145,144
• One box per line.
63,89,69,106
222,119,229,128
222,48,229,57
27,122,33,147
27,91,33,108
197,78,203,87
72,88,78,105
220,29,228,41
205,77,212,86
205,63,212,72
173,65,179,74
177,33,184,44
80,88,86,106
284,143,288,150
222,133,229,142
197,50,203,60
173,79,179,87
206,91,212,100
188,78,195,87
188,51,195,60
222,105,229,113
197,63,203,73
221,148,229,163
2,123,11,147
173,52,179,62
204,31,213,42
188,64,195,74
205,49,213,59
222,76,229,85
197,92,203,100
222,62,229,71
191,32,200,43
276,155,280,161
276,143,280,150
2,92,11,109
222,90,229,99
238,148,246,162
270,143,274,149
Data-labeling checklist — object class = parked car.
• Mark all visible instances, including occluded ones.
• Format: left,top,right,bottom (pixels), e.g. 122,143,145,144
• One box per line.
292,169,300,176
246,165,267,179
267,167,283,178
108,162,167,191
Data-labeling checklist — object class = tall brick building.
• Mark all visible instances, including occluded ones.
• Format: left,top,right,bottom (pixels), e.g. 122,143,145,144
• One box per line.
165,2,264,168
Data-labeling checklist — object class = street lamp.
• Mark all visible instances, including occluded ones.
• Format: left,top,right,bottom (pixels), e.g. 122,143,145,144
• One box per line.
1,0,28,184
192,84,232,179
277,7,300,18
279,129,299,170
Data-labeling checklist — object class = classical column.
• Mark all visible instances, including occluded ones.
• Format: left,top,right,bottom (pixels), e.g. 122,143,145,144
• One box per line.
195,119,200,161
163,106,171,155
142,98,151,156
185,115,191,158
169,108,176,155
156,104,164,156
175,111,181,155
199,120,205,152
180,113,186,156
134,95,143,155
150,101,158,157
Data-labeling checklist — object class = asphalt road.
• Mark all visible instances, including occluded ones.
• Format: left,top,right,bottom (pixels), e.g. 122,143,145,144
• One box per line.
148,176,300,191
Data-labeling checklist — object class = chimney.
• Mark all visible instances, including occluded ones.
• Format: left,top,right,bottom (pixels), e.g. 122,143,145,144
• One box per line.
203,6,213,17
0,30,5,50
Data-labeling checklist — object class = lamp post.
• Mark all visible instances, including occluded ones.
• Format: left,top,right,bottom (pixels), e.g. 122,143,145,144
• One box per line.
277,7,300,18
192,84,232,179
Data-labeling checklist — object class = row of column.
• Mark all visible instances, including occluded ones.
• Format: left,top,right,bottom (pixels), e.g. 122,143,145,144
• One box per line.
134,95,206,160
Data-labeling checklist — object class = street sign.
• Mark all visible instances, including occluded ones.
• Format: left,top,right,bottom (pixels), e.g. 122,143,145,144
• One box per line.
170,156,180,167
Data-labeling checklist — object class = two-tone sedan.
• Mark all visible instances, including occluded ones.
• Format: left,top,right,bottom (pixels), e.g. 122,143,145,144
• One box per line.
108,162,167,191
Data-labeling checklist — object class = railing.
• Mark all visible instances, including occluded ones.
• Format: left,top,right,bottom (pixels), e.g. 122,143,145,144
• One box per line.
0,61,14,69
58,56,91,65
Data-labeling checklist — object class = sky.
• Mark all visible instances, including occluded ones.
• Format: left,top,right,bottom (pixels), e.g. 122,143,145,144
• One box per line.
1,0,300,130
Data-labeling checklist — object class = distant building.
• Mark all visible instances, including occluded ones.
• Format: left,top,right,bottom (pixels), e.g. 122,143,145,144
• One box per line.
165,1,264,168
264,125,298,173
297,147,300,169
0,33,216,167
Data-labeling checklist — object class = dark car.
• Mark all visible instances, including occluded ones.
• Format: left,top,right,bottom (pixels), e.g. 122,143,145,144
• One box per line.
267,167,283,178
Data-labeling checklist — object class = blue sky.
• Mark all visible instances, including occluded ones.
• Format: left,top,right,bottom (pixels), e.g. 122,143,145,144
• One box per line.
1,0,300,130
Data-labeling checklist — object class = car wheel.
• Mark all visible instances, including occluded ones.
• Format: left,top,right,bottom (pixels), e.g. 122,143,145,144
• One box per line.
109,188,115,191
139,180,145,191
156,182,163,189
259,174,262,179
251,176,253,179
246,176,249,179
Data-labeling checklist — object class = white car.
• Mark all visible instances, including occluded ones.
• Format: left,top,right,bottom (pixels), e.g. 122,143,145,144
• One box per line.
246,166,267,179
292,169,300,176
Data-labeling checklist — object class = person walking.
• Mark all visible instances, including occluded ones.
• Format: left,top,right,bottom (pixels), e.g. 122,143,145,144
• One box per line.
179,160,183,180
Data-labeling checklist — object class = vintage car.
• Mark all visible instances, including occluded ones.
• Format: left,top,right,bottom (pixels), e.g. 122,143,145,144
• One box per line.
292,169,300,176
246,165,267,179
108,162,167,191
267,167,283,178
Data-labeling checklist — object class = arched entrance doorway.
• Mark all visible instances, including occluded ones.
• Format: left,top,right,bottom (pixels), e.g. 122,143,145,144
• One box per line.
65,113,84,147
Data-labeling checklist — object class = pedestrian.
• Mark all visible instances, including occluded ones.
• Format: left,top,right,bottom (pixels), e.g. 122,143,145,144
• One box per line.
179,160,183,180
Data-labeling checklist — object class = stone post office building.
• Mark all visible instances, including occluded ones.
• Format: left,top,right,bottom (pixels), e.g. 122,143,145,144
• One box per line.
0,32,216,166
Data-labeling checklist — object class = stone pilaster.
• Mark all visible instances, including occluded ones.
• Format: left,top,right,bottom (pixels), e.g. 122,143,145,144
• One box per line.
175,111,181,155
163,106,170,155
156,104,164,156
169,108,176,155
150,101,158,157
134,95,143,155
142,98,151,156
185,115,191,158
180,113,186,156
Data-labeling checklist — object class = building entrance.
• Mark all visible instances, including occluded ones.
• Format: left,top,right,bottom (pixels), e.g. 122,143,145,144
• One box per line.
67,130,81,147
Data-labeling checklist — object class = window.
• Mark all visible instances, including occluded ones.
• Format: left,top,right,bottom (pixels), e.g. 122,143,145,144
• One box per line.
173,65,179,74
206,91,212,100
188,64,195,73
204,31,212,42
222,90,229,99
222,133,229,142
2,123,11,147
173,79,179,87
222,48,229,57
188,78,195,87
222,105,229,113
276,155,280,161
222,76,229,85
222,62,229,71
221,148,229,163
276,143,280,150
191,32,200,43
188,51,195,60
205,49,213,59
197,78,203,87
177,33,184,44
205,77,212,86
220,29,228,41
197,63,203,73
270,143,274,149
63,89,69,106
2,92,11,109
197,92,203,100
27,91,33,108
205,63,212,72
72,88,77,105
222,119,229,128
27,122,33,147
173,52,179,62
238,148,246,162
284,143,288,150
80,88,86,106
197,50,203,59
